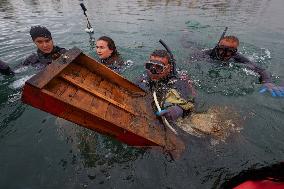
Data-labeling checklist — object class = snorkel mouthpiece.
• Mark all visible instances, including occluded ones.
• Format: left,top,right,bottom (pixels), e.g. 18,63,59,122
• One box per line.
150,67,158,74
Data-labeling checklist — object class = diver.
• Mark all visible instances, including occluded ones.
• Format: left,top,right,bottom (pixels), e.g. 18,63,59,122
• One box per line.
137,41,241,138
204,34,284,97
95,36,125,73
137,48,196,123
21,25,66,69
0,25,66,76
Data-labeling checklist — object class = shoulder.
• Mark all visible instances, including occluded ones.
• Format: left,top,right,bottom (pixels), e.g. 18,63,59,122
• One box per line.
55,46,67,54
22,53,39,66
233,53,251,63
204,48,218,59
171,73,196,97
203,48,213,55
112,54,124,66
135,72,150,90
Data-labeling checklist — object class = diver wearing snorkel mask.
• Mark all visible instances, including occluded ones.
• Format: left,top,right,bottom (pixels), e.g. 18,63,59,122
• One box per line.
205,35,284,97
210,36,239,61
145,50,173,82
137,49,196,122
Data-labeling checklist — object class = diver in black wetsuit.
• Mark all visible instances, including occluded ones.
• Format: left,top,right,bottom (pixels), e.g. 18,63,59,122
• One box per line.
21,25,66,69
137,49,196,122
0,26,66,75
204,35,284,97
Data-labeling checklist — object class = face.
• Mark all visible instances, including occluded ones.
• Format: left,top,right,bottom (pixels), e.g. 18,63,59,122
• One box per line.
34,37,54,54
96,40,113,59
146,55,172,81
217,39,238,61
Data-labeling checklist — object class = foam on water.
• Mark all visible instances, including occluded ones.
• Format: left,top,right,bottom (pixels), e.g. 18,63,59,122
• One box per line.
9,74,35,89
13,66,29,74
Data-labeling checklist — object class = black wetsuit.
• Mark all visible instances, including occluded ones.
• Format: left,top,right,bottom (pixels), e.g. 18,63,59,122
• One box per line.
100,54,125,73
206,48,272,83
137,73,196,115
1,46,66,76
21,46,66,70
0,60,14,75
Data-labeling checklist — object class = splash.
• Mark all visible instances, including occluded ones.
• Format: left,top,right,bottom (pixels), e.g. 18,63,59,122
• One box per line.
7,91,22,103
13,66,29,74
9,74,35,89
241,47,271,66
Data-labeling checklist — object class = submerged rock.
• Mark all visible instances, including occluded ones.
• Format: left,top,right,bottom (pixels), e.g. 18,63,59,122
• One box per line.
176,106,242,141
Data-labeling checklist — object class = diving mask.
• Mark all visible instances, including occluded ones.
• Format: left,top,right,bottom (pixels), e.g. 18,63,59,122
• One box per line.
145,60,168,74
217,45,238,56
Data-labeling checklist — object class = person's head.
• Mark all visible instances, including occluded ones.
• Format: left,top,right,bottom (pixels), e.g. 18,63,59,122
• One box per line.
30,26,54,54
145,49,173,81
96,36,118,60
216,36,239,61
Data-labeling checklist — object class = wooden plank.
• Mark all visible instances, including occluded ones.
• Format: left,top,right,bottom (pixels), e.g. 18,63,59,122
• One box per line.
44,78,69,96
72,89,94,111
105,103,133,126
26,48,82,89
75,63,90,83
61,62,83,80
90,96,109,118
98,79,113,99
76,54,146,96
57,83,78,103
111,86,129,105
59,73,137,115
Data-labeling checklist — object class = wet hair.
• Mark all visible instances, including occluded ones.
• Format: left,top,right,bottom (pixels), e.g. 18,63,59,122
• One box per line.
97,36,119,56
220,36,239,46
150,49,170,61
30,25,52,41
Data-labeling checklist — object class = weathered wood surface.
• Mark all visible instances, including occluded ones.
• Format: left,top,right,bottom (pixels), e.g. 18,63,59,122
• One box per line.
22,47,185,155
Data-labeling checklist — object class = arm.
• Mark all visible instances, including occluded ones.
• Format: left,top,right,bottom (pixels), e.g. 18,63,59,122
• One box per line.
0,60,14,75
233,53,272,83
234,54,284,97
21,53,38,66
157,77,196,120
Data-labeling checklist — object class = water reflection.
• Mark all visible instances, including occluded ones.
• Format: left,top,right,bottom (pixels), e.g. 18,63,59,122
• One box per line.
56,119,145,168
0,102,26,138
0,0,284,188
0,0,15,19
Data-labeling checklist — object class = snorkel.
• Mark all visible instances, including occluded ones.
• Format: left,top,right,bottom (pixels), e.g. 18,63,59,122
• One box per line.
159,39,177,77
149,40,179,135
211,27,228,60
217,27,228,45
80,3,95,49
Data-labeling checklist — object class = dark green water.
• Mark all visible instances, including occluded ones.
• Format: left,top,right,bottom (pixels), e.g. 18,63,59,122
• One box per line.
1,0,284,188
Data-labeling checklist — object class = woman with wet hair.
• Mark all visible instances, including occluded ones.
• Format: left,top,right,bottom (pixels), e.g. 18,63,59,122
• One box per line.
95,36,124,73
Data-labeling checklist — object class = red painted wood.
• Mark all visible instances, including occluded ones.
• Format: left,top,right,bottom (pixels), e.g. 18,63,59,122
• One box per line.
22,83,158,147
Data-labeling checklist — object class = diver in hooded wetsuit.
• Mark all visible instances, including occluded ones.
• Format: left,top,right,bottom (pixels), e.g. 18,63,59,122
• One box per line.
0,25,66,75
